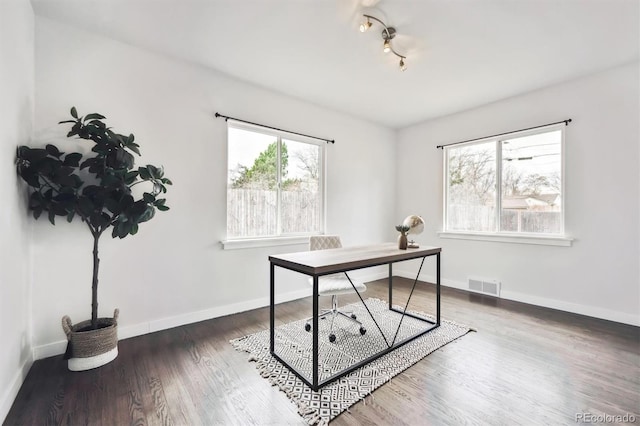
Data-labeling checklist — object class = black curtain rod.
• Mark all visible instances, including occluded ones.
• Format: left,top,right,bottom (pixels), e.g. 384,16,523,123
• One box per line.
215,112,335,144
436,119,572,149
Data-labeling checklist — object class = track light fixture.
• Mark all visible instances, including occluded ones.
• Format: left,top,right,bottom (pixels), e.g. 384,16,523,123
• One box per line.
359,14,407,71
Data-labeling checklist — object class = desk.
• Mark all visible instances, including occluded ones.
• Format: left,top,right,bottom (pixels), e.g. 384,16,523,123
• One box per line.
269,243,441,391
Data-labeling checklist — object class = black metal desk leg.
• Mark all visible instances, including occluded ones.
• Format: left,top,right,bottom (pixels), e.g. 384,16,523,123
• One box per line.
312,275,319,390
270,263,275,353
436,252,441,326
388,263,393,309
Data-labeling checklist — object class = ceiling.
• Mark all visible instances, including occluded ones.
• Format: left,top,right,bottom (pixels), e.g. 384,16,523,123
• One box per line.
31,0,639,129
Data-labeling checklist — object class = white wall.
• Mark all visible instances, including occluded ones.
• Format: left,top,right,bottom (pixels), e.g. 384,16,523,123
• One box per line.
0,0,34,421
396,61,640,325
31,17,396,357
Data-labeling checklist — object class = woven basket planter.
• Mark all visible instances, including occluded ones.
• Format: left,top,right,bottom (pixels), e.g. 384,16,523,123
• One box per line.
62,308,119,371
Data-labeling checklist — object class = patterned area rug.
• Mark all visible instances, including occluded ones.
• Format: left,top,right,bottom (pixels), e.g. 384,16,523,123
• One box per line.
231,298,473,425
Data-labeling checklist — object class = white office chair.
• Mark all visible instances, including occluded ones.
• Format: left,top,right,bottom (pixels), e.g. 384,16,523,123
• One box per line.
304,235,367,343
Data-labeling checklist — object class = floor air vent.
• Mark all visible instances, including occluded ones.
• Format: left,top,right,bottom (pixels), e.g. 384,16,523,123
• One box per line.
468,277,501,297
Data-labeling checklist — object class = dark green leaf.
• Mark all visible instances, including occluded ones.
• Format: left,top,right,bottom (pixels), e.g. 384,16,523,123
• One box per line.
84,113,105,121
99,213,112,228
70,107,78,119
130,223,139,235
80,157,97,170
100,174,120,187
138,206,155,223
78,196,94,216
143,192,155,203
138,167,151,180
28,192,42,208
48,209,56,225
66,210,75,223
72,174,84,188
104,197,120,214
116,221,130,238
147,165,159,178
55,175,73,187
81,185,101,196
123,151,135,169
156,205,170,211
63,152,82,167
22,148,48,162
119,194,134,211
56,165,74,177
58,120,77,124
45,144,62,158
127,144,141,156
124,170,139,185
20,170,41,188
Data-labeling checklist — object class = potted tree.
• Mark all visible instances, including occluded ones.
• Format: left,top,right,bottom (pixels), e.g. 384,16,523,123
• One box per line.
16,107,172,371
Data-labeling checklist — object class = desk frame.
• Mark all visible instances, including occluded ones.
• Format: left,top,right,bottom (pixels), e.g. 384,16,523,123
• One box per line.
269,243,441,391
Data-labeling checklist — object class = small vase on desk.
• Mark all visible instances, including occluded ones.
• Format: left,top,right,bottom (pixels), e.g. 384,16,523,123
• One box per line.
398,233,408,250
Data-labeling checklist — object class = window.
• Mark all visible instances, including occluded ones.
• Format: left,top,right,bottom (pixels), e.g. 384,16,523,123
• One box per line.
444,125,565,238
226,121,325,241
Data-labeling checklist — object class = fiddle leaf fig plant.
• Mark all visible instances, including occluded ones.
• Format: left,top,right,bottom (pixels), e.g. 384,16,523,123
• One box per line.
16,107,172,329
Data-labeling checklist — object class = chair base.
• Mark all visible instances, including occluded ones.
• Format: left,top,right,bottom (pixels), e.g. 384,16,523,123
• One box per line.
304,295,367,342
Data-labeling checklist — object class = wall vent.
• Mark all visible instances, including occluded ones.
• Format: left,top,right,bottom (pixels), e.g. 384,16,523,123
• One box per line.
468,277,501,297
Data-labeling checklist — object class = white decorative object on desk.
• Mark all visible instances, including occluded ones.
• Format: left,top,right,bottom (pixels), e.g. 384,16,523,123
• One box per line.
403,215,425,248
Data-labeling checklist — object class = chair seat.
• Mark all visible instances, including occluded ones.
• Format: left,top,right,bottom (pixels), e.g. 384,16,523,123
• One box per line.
309,275,367,296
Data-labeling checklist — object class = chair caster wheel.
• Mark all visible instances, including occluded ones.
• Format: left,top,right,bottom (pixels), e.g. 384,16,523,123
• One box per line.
359,327,366,335
351,313,357,320
329,333,336,343
305,323,311,332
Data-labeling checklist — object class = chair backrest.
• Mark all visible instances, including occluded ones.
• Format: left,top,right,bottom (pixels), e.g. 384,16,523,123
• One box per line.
309,235,342,251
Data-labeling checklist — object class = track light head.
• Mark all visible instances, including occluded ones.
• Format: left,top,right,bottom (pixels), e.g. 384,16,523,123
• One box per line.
359,18,372,32
383,40,391,53
399,57,407,71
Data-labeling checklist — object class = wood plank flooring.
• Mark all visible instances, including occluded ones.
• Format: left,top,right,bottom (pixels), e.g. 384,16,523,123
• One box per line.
4,278,639,425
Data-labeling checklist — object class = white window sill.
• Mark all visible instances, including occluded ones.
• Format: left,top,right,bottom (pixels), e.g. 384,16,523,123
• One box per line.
438,231,573,247
221,236,310,250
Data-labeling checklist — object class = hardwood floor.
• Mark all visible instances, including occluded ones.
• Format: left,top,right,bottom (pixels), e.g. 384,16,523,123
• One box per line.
5,278,639,425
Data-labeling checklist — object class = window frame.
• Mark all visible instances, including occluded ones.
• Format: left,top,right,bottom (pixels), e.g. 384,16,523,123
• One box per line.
440,123,572,246
222,120,326,249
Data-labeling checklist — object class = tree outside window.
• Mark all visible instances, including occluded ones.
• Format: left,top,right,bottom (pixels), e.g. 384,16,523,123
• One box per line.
445,126,564,235
226,124,324,239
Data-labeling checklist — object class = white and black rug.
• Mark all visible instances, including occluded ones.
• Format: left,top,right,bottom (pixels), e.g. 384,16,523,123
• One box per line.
231,298,473,425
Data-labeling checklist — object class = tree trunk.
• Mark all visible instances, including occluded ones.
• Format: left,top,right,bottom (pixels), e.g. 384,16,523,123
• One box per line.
91,233,100,329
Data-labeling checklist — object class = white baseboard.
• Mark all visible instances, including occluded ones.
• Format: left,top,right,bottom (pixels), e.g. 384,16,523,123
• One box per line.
32,269,639,361
394,269,640,327
32,287,315,360
498,289,640,327
0,353,33,424
33,340,68,360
